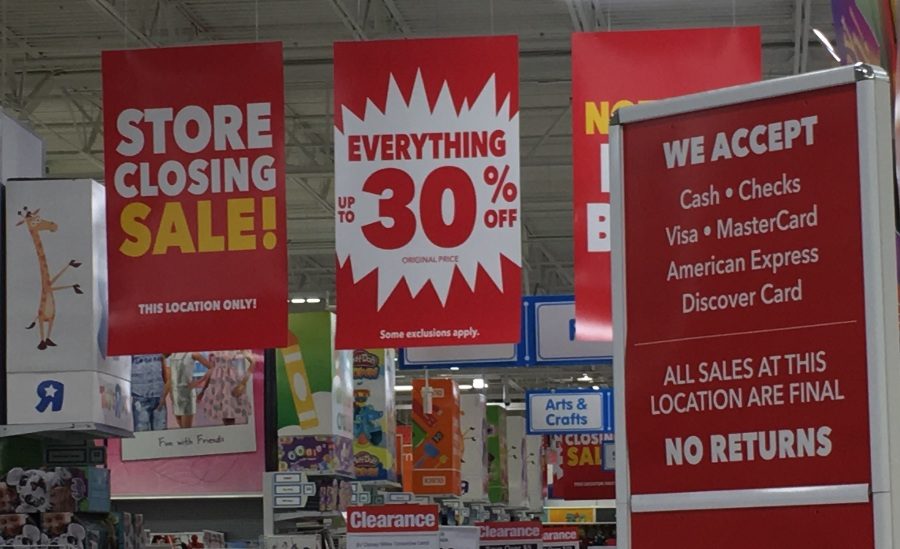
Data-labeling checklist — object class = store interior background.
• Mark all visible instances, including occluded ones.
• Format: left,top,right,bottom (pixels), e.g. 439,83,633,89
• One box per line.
0,0,842,539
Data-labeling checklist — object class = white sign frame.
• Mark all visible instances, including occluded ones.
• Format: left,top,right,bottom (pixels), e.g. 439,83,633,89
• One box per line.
610,64,900,548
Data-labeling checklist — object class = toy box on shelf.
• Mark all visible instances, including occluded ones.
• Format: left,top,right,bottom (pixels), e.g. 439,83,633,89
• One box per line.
352,349,397,483
411,379,462,496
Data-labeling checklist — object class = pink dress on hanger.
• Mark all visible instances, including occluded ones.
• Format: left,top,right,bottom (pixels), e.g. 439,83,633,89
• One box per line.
201,350,252,424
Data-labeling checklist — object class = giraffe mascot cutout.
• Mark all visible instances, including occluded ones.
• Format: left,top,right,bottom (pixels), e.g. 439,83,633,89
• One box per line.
16,206,83,350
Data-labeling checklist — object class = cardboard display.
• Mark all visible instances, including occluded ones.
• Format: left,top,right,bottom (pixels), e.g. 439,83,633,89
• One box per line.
352,348,398,481
486,405,508,503
506,415,529,508
412,379,462,495
460,393,488,501
276,313,353,475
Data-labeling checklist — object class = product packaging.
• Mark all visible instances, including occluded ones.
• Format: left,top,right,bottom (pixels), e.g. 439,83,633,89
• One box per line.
275,313,353,475
506,415,528,508
352,348,397,481
1,466,110,514
412,378,462,495
460,393,488,501
5,179,132,430
486,405,508,503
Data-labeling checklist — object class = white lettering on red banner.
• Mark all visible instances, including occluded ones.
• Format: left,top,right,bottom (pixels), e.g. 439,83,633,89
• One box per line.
346,505,439,533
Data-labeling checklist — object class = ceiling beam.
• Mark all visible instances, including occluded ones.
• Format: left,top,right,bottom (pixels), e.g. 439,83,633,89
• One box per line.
326,0,367,40
381,0,410,35
85,0,158,48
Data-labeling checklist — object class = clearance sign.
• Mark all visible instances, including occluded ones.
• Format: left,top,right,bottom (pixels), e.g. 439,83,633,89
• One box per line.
102,42,287,354
572,27,761,340
347,504,439,549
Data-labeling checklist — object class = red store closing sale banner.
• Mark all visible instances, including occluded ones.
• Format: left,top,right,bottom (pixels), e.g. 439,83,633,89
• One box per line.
611,66,900,548
333,36,521,348
572,27,761,341
102,42,288,355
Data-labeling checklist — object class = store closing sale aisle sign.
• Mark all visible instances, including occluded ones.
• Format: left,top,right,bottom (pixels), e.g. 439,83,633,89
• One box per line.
102,42,288,354
572,27,761,340
611,66,900,547
333,36,521,348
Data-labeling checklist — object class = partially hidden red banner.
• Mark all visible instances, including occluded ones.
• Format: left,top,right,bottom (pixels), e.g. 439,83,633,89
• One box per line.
333,36,521,348
572,27,761,340
102,42,288,354
549,434,615,500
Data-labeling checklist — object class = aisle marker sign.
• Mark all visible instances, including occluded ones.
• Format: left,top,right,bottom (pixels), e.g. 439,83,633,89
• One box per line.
347,504,440,549
572,27,761,341
101,42,288,354
526,389,613,434
333,36,521,348
611,65,900,548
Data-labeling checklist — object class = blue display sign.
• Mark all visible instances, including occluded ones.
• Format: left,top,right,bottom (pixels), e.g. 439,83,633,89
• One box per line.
525,389,614,434
398,296,612,370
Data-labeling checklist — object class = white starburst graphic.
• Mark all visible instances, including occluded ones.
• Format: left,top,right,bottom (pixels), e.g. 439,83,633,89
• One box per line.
335,70,521,309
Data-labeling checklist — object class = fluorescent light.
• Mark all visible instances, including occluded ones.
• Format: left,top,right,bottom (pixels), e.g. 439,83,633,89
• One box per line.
450,366,460,371
812,28,841,63
394,385,413,392
306,297,322,304
473,378,486,389
578,374,593,382
592,385,600,391
290,298,306,304
459,384,473,390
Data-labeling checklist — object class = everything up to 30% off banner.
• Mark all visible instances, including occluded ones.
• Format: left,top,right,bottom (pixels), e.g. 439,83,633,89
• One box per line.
333,36,522,348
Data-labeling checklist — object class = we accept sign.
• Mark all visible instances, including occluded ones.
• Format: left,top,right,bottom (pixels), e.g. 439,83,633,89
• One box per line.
102,42,288,354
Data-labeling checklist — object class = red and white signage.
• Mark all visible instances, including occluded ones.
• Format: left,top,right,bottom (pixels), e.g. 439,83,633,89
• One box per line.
347,504,439,533
333,36,521,348
612,66,899,547
478,522,542,549
572,27,761,340
102,42,287,354
347,504,440,549
549,434,615,500
542,527,579,549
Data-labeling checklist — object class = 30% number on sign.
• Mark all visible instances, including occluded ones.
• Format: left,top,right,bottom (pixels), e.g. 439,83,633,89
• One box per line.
337,165,518,250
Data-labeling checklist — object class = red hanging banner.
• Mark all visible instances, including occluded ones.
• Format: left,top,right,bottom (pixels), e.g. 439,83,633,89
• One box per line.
572,27,761,340
333,36,521,349
102,42,288,355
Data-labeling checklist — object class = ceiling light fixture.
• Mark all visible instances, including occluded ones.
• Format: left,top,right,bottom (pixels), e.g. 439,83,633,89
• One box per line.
459,384,473,390
306,297,322,304
577,374,593,382
592,385,600,391
450,366,460,371
812,28,842,63
394,385,413,392
290,298,305,304
473,378,486,390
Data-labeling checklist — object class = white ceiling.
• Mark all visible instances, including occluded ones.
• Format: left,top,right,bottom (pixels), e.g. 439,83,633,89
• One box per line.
0,0,837,304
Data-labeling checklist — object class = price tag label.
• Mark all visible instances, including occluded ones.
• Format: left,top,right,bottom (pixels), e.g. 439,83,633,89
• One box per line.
333,37,521,348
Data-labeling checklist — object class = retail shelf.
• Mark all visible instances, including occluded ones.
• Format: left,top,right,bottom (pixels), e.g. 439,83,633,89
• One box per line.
356,480,402,489
273,510,343,522
0,422,132,440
